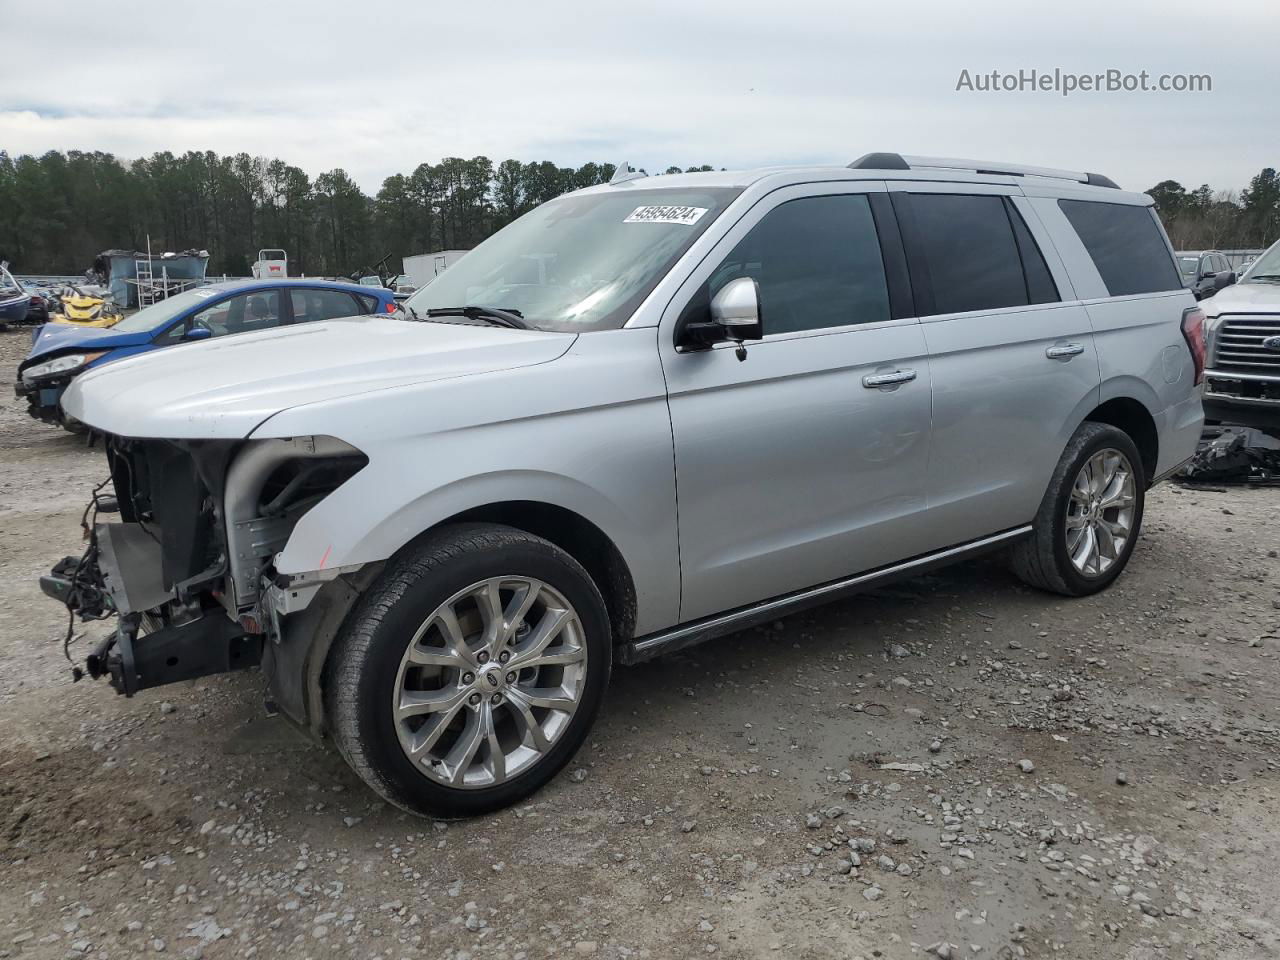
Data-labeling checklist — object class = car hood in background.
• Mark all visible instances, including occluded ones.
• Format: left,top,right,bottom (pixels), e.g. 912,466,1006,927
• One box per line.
61,316,577,439
25,321,153,363
1202,280,1280,313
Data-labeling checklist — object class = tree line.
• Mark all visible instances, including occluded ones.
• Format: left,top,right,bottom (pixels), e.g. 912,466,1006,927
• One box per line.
1146,169,1280,251
1,148,1277,277
0,150,717,278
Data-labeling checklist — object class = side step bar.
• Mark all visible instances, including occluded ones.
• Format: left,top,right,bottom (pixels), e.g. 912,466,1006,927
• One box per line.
619,526,1032,665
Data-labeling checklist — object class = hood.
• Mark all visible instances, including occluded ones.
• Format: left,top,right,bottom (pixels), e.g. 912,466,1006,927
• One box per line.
62,315,577,439
25,321,151,364
1201,280,1280,315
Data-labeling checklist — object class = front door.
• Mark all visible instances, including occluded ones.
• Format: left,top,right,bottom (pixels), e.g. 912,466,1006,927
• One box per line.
659,183,935,623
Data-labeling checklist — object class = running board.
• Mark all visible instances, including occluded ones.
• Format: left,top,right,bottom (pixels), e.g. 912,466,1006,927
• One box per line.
619,526,1032,665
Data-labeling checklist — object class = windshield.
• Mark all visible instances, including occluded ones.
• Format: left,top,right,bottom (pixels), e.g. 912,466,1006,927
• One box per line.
1243,240,1280,280
109,287,228,333
1177,256,1199,278
405,187,741,332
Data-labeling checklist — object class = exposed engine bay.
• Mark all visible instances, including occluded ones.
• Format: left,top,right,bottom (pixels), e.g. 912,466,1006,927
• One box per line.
44,434,367,710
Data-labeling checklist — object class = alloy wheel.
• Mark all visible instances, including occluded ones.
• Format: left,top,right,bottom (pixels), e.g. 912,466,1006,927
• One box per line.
392,577,588,789
1065,448,1137,577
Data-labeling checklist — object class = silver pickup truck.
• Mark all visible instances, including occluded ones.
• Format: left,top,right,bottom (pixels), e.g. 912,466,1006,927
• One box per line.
1201,238,1280,429
49,152,1204,817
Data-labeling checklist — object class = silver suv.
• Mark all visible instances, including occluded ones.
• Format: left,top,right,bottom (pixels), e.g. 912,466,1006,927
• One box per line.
51,152,1205,817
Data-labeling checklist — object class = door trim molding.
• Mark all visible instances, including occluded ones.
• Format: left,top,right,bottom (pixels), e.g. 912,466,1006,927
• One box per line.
620,525,1033,665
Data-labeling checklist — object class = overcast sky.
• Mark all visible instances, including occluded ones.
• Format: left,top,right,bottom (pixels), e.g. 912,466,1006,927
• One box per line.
2,0,1276,195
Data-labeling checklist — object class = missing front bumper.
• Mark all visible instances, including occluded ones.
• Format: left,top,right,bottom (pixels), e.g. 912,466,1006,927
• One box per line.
85,613,263,697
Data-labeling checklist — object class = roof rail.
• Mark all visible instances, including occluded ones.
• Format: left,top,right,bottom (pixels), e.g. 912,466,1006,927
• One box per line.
609,161,648,185
848,152,1119,189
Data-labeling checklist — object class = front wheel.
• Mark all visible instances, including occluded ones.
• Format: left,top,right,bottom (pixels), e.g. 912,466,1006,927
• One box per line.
325,523,611,818
1010,422,1146,596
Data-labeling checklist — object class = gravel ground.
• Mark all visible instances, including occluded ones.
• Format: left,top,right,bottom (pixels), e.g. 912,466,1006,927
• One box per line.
2,326,1279,960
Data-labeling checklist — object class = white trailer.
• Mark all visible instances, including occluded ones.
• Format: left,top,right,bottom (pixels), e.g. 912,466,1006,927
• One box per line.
402,249,468,289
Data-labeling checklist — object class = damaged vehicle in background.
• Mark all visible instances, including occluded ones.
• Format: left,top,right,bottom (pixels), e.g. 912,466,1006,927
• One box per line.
46,153,1203,818
1200,236,1280,432
0,262,32,329
15,278,397,426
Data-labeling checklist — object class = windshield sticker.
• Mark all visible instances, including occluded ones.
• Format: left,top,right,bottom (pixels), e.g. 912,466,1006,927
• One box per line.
624,205,708,226
190,288,217,298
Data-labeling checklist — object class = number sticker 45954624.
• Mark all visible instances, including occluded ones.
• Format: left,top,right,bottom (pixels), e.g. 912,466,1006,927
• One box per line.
623,205,709,226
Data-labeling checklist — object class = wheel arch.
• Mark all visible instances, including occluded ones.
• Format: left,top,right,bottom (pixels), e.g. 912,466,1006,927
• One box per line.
1080,394,1159,484
421,501,639,648
280,500,638,741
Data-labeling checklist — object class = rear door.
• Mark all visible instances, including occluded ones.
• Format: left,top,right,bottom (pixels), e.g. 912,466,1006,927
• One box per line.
660,182,936,622
889,183,1101,543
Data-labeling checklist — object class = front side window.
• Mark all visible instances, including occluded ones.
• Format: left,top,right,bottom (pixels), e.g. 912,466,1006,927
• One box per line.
694,194,892,335
162,290,284,342
290,288,363,323
405,187,740,332
905,194,1034,315
1058,199,1182,296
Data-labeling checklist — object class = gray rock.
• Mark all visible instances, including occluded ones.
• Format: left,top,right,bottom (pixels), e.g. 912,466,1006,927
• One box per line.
877,854,896,872
1017,759,1035,774
862,885,883,902
805,814,822,830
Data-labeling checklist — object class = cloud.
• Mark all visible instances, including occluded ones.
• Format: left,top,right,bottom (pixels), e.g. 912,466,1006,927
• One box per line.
2,0,1276,193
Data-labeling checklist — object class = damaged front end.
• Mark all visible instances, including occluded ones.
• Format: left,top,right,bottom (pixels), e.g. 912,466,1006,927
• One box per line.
44,434,368,710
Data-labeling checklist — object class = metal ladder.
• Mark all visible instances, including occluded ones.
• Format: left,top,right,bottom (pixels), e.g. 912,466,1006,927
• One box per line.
135,259,158,307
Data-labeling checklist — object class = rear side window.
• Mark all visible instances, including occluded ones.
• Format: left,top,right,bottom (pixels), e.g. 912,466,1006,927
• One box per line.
355,293,381,313
289,288,363,323
1008,205,1059,304
902,194,1039,315
1058,200,1182,296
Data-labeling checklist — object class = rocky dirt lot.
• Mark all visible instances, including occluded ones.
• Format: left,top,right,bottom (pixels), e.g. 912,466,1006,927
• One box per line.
1,327,1278,960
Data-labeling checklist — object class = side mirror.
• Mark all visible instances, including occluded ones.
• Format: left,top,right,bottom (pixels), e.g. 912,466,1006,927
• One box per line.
710,277,764,341
183,326,212,342
679,277,764,357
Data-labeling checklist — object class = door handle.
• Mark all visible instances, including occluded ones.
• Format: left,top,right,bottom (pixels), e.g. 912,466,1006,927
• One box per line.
1046,343,1085,360
862,368,917,388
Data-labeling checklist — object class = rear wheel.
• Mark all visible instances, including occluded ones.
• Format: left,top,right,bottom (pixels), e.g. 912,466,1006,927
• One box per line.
1010,422,1145,596
326,523,611,818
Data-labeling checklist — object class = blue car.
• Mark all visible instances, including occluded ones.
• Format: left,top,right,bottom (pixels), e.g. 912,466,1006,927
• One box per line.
16,278,398,426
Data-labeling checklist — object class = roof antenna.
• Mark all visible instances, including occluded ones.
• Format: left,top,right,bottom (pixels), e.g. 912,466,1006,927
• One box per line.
609,161,648,185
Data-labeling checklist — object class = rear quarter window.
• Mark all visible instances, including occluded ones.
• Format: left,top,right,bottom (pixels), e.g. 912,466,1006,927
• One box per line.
1058,199,1182,297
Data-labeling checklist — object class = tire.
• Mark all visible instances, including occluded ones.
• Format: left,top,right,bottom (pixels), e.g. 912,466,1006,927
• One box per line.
1010,422,1146,597
325,523,611,818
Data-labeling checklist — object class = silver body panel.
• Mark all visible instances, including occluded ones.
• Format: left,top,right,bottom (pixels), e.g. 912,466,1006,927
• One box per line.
63,161,1204,644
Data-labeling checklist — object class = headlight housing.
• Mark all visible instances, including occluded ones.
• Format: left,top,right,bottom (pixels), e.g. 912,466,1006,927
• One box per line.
22,351,106,382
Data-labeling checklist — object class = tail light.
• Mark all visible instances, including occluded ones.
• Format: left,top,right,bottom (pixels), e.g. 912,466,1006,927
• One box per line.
1181,306,1206,386
385,301,398,314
